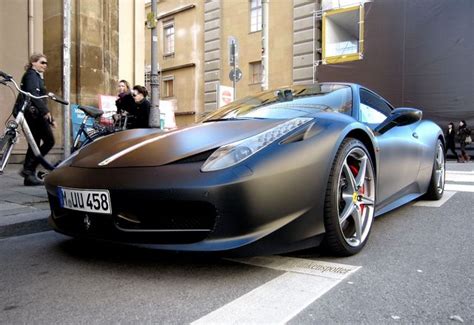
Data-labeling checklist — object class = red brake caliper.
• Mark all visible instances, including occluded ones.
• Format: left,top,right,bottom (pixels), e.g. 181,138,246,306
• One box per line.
349,165,365,214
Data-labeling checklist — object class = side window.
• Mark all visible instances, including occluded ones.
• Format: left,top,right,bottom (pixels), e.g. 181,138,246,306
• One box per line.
359,89,391,124
359,103,387,124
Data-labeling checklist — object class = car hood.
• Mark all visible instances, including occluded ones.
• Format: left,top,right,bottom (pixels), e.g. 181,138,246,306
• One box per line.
70,119,289,168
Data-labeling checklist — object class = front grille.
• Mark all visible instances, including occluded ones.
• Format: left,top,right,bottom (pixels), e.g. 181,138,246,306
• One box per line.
114,200,217,231
48,192,218,244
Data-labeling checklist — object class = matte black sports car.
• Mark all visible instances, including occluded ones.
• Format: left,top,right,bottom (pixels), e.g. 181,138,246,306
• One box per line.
45,83,445,256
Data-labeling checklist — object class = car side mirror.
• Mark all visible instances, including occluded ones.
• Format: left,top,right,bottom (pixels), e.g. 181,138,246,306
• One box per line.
374,107,422,134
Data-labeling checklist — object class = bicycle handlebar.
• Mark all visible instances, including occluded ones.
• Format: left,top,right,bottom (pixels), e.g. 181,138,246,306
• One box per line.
0,70,12,79
47,92,69,105
0,70,69,105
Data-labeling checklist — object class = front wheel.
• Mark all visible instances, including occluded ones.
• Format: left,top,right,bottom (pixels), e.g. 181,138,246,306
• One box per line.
323,138,376,256
0,133,16,173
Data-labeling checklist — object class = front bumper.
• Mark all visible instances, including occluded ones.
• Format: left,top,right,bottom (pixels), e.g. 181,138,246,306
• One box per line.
45,158,327,253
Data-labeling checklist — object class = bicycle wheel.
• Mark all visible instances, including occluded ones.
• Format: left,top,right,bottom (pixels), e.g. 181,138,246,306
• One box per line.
0,133,16,173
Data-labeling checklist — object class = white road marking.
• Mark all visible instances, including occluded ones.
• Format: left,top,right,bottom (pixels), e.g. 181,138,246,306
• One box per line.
414,190,456,207
228,255,360,280
191,256,360,324
445,173,474,183
445,170,474,174
445,183,474,193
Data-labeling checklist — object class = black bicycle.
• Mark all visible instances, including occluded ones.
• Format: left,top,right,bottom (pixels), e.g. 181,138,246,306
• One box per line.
71,107,135,153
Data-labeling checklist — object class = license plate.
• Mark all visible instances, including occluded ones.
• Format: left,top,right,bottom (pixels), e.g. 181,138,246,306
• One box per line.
58,187,112,214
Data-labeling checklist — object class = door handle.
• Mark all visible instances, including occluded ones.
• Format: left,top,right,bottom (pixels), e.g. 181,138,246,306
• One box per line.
412,132,418,139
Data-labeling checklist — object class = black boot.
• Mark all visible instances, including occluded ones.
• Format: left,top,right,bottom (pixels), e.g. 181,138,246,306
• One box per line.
24,174,44,186
19,168,34,178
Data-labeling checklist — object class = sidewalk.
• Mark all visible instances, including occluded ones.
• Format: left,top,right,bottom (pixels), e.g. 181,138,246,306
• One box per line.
0,164,50,238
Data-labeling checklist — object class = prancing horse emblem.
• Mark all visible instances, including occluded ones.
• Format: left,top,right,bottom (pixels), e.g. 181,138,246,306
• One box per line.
83,215,91,230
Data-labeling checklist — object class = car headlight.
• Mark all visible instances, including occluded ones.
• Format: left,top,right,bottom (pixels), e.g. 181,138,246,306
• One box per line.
201,117,313,172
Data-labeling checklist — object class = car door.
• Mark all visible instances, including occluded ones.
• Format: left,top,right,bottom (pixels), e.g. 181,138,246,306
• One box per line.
357,88,422,206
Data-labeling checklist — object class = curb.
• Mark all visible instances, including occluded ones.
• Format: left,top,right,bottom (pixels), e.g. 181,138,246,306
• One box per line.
0,218,51,239
0,164,51,239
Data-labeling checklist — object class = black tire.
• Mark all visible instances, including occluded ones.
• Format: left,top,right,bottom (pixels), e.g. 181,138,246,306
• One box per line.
423,139,445,200
323,138,376,256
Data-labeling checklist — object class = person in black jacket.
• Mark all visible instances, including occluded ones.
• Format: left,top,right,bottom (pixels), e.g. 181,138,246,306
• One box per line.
445,122,459,161
457,120,471,162
17,53,55,186
115,79,135,115
130,85,151,128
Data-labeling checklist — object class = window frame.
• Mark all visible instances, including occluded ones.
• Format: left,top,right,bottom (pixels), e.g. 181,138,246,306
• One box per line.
249,61,263,85
162,76,174,98
249,0,262,33
163,20,175,56
322,5,364,64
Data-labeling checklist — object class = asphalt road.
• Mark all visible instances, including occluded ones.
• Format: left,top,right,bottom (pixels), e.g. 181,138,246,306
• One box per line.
0,163,473,324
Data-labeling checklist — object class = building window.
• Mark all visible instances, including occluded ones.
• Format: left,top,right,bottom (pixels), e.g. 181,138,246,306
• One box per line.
163,20,175,55
322,5,364,64
250,0,262,32
162,77,174,98
249,61,262,84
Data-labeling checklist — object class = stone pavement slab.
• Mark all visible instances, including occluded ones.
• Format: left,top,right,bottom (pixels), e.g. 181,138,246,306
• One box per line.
0,164,50,238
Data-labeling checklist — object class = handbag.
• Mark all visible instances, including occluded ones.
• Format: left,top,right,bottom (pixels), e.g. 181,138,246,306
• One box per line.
465,135,472,145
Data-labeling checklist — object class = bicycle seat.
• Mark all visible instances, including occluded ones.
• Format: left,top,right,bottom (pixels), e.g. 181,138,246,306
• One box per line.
78,105,104,118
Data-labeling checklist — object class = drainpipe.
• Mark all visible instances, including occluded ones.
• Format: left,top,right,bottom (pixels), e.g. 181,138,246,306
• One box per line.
261,0,269,91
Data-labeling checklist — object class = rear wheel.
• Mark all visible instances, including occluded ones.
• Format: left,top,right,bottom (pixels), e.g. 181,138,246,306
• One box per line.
424,139,445,200
324,138,376,256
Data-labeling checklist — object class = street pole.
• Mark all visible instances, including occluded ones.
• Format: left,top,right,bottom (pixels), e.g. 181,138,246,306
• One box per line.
232,48,236,100
62,0,71,157
261,0,269,91
149,0,161,128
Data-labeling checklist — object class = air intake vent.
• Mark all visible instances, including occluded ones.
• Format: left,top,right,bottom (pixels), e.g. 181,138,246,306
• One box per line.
170,149,215,164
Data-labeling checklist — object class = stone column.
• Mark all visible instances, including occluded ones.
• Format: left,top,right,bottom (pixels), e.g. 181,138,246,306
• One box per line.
203,0,221,113
43,0,119,154
293,0,316,84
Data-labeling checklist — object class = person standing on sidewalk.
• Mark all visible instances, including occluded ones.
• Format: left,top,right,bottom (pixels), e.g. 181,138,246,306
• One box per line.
130,85,151,129
457,120,471,163
16,53,56,186
445,122,459,161
115,79,135,114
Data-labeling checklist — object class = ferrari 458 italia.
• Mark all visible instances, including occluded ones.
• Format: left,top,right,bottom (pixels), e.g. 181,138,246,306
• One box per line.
45,83,445,256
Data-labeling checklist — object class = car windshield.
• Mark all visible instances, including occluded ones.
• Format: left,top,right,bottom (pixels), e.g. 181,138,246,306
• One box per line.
203,84,352,121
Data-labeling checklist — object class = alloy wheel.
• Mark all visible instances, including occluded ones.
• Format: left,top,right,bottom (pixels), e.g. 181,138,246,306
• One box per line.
336,147,375,247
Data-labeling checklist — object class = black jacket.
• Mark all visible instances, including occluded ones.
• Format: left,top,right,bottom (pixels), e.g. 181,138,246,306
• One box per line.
14,68,49,117
115,93,135,115
130,99,151,128
457,125,471,143
445,127,456,146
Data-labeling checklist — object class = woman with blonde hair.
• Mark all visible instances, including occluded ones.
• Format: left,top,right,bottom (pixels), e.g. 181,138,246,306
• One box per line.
16,53,55,186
